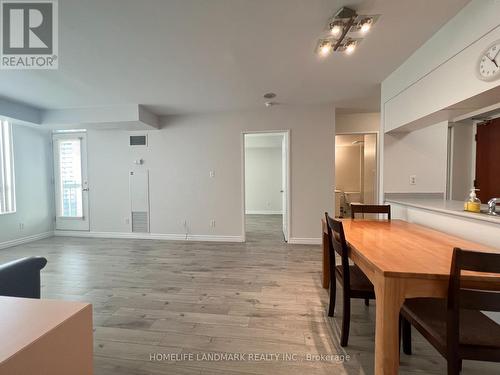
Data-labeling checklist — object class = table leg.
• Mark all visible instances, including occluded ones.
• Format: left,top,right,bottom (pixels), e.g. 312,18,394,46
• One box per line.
374,276,405,375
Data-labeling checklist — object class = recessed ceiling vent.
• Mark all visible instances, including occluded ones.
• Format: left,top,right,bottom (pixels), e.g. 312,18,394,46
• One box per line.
130,135,147,146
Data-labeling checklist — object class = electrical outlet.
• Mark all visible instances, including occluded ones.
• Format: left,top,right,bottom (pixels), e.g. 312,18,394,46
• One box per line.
409,175,417,185
210,219,216,228
125,218,130,225
19,223,24,231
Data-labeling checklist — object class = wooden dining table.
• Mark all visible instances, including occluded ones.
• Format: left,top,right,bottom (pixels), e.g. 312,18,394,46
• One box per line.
328,219,500,375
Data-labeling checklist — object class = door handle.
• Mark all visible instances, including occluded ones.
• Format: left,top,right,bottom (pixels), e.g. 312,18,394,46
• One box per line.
83,188,89,192
280,190,284,193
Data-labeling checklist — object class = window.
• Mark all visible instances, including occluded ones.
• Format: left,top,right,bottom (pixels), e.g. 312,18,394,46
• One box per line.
0,121,16,214
56,138,83,217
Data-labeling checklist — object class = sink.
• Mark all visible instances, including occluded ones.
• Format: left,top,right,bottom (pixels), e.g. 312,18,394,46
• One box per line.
480,210,498,216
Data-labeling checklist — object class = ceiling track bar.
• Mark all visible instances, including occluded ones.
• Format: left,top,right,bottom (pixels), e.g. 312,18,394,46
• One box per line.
333,16,357,51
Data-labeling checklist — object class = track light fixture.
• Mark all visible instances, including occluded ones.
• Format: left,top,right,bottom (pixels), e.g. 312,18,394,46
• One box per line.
344,40,357,55
316,7,379,56
329,21,343,36
319,40,332,56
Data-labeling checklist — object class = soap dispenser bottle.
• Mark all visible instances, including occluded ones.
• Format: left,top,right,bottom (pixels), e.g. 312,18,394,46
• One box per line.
464,188,481,213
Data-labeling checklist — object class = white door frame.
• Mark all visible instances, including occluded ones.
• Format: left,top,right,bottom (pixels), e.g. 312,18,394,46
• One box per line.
335,131,380,204
241,130,291,242
53,132,90,231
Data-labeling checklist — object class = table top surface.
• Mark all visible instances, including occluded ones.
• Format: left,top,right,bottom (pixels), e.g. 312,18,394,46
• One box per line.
340,219,500,280
0,296,91,364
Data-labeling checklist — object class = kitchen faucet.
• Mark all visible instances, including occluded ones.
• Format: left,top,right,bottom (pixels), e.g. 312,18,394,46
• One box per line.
487,198,499,215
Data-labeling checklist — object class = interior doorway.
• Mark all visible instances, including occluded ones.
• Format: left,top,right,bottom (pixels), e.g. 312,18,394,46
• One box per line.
242,131,290,242
475,118,500,202
334,133,378,218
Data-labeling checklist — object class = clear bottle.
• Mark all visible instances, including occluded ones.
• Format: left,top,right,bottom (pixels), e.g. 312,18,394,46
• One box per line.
464,188,481,213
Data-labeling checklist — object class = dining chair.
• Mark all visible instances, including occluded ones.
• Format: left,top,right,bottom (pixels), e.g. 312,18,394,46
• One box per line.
350,204,390,306
351,204,391,220
324,212,375,347
401,247,500,374
0,257,47,299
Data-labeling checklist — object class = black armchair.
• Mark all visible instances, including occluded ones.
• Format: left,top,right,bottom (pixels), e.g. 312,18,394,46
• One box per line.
0,257,47,299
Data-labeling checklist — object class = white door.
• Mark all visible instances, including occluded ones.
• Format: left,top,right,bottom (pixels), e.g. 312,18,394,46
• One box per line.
281,134,288,241
53,133,90,231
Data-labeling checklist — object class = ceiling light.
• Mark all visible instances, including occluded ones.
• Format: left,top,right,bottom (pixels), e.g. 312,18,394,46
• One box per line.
329,22,342,36
360,18,372,33
345,40,357,55
319,41,332,56
317,7,380,56
263,92,276,99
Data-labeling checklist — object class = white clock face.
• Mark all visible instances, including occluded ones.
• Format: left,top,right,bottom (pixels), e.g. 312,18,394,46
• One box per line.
478,41,500,81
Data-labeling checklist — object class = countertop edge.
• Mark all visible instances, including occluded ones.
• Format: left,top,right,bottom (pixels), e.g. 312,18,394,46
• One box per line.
385,199,500,225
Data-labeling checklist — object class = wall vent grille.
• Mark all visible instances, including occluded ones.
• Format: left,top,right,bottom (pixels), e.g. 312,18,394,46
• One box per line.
130,135,147,146
131,211,148,233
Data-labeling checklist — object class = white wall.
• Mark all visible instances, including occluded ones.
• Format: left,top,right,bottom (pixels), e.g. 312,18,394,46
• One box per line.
450,122,475,200
85,104,334,243
336,112,380,134
0,125,54,248
335,145,361,193
245,146,282,214
383,0,500,103
363,134,377,204
384,121,448,194
380,1,500,200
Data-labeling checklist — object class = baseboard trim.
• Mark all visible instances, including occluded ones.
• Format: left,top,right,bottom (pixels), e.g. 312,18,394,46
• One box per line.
245,210,283,215
288,237,322,245
54,231,244,243
0,231,54,250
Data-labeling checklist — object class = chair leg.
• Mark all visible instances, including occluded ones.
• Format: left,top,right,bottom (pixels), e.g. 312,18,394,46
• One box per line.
402,317,412,355
364,298,369,306
328,277,336,317
447,359,460,375
340,292,351,347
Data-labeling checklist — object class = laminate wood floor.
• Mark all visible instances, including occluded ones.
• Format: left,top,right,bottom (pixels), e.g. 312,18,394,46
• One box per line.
1,215,498,374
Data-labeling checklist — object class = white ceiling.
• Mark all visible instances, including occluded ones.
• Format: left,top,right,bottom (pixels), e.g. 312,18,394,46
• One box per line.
0,0,470,116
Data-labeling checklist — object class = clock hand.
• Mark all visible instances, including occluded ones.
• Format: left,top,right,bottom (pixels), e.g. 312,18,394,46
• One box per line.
486,55,499,68
488,48,500,66
491,48,500,61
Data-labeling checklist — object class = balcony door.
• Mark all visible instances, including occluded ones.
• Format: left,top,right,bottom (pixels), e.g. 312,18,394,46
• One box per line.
53,133,90,231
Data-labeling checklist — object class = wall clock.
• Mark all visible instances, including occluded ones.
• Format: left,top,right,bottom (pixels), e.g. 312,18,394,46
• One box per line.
477,40,500,81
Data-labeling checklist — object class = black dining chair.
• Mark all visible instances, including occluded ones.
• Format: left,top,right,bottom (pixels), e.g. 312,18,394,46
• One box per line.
351,204,391,220
324,212,375,346
401,248,500,374
350,204,391,307
0,257,47,299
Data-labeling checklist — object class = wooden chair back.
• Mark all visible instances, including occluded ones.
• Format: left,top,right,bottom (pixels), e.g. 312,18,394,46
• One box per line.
351,204,391,220
446,248,500,357
324,213,350,286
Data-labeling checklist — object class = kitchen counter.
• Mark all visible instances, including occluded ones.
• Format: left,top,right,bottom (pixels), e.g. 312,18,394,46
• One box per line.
385,198,500,225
